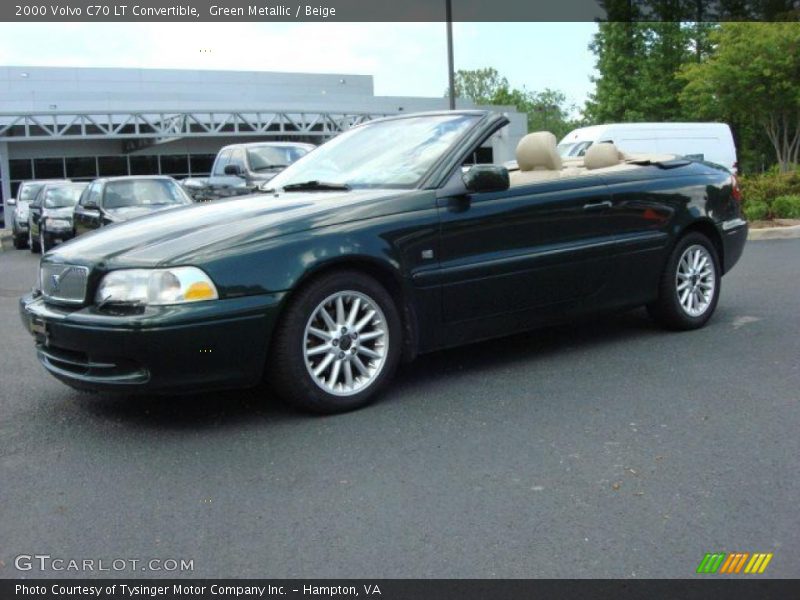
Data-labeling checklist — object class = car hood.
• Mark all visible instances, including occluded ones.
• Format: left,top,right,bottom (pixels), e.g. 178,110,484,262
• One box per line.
49,189,419,268
105,204,183,221
44,207,76,220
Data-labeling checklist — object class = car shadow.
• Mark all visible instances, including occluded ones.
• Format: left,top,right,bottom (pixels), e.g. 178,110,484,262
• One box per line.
73,384,299,431
74,307,676,429
392,307,666,390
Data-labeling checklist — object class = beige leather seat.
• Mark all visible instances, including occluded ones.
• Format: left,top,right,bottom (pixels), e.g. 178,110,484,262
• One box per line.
509,131,563,186
584,142,622,170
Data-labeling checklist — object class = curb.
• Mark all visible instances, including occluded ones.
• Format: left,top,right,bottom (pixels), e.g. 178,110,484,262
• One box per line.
748,224,800,241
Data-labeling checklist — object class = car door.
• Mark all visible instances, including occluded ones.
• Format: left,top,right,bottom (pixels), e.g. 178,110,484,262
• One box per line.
600,166,681,306
209,148,244,198
73,181,103,235
436,171,620,344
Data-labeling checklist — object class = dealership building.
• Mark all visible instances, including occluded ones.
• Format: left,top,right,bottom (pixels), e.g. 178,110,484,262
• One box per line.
0,66,527,218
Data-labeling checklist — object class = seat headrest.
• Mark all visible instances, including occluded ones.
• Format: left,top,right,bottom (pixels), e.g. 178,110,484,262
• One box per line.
584,142,622,170
516,132,562,171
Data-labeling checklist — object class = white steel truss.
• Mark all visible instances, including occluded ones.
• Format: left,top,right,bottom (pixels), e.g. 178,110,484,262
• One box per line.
0,109,394,142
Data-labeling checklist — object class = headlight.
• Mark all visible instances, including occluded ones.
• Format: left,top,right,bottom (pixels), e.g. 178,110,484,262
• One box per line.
95,267,219,306
46,218,72,229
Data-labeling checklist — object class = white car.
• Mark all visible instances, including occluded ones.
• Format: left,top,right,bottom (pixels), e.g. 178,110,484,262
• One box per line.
557,123,738,173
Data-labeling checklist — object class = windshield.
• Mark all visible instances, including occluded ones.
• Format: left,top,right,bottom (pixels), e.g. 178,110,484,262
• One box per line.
44,184,87,208
247,145,311,171
267,114,481,190
103,179,190,209
20,183,45,202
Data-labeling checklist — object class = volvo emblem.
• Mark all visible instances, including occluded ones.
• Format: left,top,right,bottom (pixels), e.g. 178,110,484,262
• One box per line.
50,266,75,293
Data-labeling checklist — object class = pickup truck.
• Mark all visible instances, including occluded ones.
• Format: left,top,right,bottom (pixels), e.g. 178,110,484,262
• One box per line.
181,141,315,202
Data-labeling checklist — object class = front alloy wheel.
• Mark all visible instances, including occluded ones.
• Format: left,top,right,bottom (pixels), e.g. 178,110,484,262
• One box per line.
269,270,401,414
303,291,389,396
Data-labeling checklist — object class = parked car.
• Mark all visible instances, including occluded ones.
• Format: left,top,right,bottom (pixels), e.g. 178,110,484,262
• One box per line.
20,111,747,414
181,142,315,202
73,176,193,236
27,182,88,254
557,122,738,173
8,180,70,249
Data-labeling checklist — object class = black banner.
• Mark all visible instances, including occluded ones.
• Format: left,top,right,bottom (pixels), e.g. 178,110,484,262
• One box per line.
2,580,800,600
2,0,799,22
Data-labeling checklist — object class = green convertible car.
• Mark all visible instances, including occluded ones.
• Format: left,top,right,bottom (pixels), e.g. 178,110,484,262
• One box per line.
20,110,747,413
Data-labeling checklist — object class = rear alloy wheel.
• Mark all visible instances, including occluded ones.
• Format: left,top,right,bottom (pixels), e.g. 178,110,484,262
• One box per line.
269,271,401,414
647,232,721,330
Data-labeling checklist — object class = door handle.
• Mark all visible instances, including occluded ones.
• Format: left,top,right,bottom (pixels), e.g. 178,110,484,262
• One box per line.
583,200,612,210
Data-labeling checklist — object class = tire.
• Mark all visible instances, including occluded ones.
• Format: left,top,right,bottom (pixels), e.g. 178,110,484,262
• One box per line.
13,233,27,250
647,232,721,330
29,230,40,254
268,270,402,414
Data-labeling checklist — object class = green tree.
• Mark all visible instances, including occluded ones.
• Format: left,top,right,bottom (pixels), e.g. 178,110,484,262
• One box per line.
449,68,579,139
679,23,800,172
451,67,509,105
585,19,713,124
584,22,649,122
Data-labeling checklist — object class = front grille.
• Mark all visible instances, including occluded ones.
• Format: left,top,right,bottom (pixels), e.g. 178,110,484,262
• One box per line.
37,344,149,384
41,263,89,305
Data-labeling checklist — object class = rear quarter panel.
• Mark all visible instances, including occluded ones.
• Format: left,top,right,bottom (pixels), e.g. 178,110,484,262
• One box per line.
600,161,737,306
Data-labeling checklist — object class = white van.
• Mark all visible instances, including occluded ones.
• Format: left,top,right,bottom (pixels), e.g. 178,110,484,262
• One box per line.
558,123,737,172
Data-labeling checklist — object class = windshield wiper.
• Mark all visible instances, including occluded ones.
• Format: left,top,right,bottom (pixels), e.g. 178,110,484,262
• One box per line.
282,180,351,192
252,164,288,172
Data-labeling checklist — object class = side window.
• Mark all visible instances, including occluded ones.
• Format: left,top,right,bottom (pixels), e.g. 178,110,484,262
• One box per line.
212,149,232,176
30,188,44,208
229,148,246,173
81,182,101,207
78,184,91,206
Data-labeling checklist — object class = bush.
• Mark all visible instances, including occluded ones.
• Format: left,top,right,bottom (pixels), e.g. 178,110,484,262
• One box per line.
744,201,769,221
771,195,800,219
739,168,800,205
739,168,800,220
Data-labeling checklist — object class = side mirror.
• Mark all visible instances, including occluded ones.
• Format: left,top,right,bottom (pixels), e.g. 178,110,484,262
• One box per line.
224,164,242,176
463,165,510,194
7,198,16,206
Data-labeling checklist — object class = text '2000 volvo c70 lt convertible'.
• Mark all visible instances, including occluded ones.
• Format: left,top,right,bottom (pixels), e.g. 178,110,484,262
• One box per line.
20,111,747,413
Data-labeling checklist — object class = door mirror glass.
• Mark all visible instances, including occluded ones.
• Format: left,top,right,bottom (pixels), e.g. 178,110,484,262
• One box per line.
224,164,242,176
463,165,510,194
7,198,16,205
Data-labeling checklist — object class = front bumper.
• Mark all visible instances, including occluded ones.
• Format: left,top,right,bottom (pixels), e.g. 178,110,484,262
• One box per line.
13,219,29,235
20,292,285,393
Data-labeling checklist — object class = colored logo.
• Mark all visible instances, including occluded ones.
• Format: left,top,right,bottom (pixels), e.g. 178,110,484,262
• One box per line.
697,552,773,574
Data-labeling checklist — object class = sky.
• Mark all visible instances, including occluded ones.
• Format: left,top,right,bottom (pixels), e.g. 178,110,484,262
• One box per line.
0,22,598,108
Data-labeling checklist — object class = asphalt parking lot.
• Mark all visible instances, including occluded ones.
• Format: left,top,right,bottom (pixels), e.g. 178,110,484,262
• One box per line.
1,239,798,579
